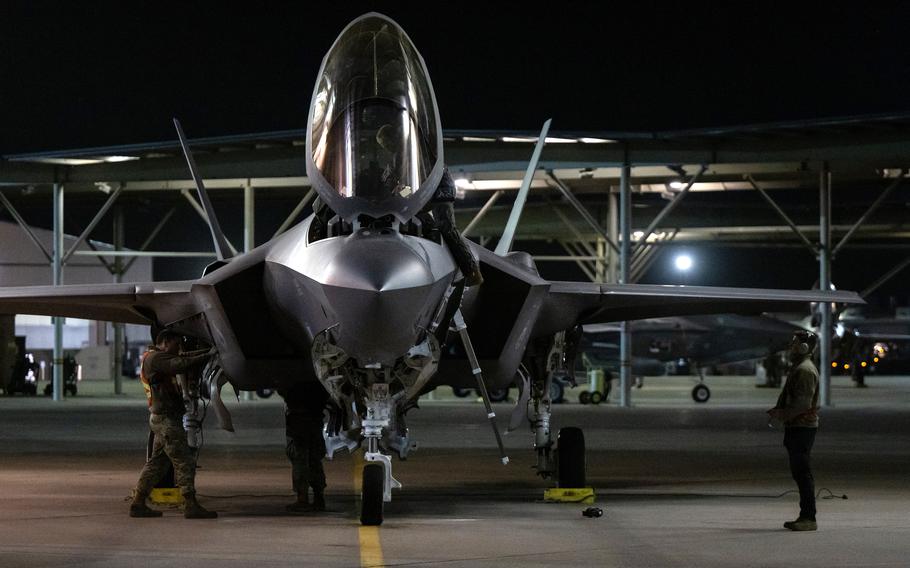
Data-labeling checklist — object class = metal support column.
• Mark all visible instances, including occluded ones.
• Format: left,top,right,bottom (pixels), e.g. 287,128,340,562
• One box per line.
608,192,618,283
819,165,832,407
244,181,255,253
52,184,64,402
243,182,255,401
619,162,632,408
112,206,124,395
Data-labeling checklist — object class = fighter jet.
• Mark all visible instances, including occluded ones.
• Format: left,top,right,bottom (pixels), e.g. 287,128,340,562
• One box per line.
0,13,862,525
579,313,805,402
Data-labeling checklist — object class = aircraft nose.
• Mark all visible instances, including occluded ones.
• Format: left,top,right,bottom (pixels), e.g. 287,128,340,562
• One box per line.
322,231,435,292
318,231,449,365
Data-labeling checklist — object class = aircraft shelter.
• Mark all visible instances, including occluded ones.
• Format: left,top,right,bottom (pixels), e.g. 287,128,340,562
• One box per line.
3,112,910,404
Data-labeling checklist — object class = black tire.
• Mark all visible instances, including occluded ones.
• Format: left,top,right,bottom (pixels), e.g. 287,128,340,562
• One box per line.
548,379,565,404
452,387,472,398
557,427,586,488
692,384,711,403
578,390,591,405
486,388,509,403
590,391,603,405
65,385,76,396
602,381,612,400
360,463,384,526
256,387,274,399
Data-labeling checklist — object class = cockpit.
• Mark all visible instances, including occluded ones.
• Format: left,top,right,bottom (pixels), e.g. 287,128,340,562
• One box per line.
306,14,445,225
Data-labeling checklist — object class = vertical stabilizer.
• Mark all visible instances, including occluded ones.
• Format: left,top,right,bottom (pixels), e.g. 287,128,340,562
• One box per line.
173,118,234,261
494,119,551,256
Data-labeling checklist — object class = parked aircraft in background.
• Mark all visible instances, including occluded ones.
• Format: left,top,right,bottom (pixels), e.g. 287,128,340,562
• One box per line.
577,314,803,402
832,306,910,385
0,13,863,525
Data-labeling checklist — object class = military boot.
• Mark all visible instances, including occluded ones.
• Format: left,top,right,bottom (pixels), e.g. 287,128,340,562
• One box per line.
285,492,310,513
183,494,218,519
311,489,326,512
129,492,163,518
784,517,817,531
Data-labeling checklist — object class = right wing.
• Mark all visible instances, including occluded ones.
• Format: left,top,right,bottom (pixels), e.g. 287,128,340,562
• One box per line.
0,281,198,326
534,281,864,336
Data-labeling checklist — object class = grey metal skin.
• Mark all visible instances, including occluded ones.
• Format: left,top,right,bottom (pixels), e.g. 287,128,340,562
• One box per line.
264,216,455,367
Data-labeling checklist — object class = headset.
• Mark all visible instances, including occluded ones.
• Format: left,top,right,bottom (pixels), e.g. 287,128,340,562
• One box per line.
792,330,818,356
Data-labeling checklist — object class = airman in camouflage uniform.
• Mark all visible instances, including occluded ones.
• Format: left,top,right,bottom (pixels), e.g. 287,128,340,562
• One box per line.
281,381,329,512
129,331,216,519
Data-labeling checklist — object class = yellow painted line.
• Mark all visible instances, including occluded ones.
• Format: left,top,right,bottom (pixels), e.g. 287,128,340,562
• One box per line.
354,451,385,568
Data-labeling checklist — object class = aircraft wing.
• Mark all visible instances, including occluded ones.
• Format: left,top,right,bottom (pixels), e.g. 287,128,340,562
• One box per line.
0,281,198,326
535,281,864,335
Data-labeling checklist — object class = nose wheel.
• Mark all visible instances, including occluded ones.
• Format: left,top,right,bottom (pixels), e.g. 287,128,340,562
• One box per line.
360,462,385,526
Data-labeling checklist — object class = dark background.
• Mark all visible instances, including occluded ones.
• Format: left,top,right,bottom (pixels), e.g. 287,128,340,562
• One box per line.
2,2,910,153
1,2,909,309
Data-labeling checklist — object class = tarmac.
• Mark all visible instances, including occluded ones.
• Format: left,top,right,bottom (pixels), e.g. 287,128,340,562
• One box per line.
1,374,908,567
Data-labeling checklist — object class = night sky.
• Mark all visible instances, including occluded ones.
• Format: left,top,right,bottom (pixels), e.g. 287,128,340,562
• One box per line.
2,2,910,307
2,2,910,153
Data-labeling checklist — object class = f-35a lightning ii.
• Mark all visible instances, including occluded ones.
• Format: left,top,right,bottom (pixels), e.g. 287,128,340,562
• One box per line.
0,13,862,525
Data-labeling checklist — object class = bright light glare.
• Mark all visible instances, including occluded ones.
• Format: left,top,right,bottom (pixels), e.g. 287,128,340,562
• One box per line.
669,181,686,190
674,254,693,271
453,178,472,189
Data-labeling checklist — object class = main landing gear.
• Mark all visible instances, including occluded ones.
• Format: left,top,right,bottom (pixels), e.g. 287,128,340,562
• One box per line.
528,331,587,488
691,367,710,403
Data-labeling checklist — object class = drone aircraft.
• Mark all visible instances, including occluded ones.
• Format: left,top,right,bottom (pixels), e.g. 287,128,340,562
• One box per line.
0,13,862,525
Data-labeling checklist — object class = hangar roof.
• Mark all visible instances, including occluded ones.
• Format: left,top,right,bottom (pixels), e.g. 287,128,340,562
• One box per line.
2,112,910,192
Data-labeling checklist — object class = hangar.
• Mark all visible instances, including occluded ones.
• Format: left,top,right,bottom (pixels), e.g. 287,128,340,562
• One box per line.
2,6,910,565
3,112,910,404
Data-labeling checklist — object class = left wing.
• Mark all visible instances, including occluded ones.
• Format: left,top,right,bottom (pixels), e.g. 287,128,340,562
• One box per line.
534,281,864,336
0,281,198,326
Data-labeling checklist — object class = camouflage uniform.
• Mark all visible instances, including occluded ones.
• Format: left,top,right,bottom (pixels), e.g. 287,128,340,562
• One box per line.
134,348,210,497
418,168,481,285
281,381,329,499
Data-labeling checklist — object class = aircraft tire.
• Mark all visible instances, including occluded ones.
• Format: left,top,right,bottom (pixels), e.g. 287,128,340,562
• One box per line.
486,388,509,403
590,391,603,405
692,384,711,403
557,427,586,488
578,391,591,405
360,463,384,526
452,387,472,398
65,384,76,396
548,379,565,404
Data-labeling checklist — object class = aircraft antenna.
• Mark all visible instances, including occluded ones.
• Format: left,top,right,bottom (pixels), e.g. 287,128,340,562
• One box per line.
173,118,235,261
494,118,552,256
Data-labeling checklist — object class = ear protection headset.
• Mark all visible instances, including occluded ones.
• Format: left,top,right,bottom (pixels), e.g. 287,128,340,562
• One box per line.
793,330,818,355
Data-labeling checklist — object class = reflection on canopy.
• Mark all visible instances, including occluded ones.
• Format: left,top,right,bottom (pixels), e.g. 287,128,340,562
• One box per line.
307,13,443,222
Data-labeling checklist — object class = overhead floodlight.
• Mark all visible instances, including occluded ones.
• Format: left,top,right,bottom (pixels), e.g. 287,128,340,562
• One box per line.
669,181,686,190
453,177,473,189
103,155,140,163
632,230,645,240
579,137,616,144
674,254,693,271
544,137,578,144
